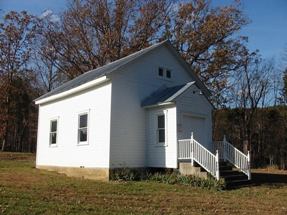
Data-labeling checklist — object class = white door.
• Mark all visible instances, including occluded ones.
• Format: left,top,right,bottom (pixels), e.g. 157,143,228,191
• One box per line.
181,115,206,145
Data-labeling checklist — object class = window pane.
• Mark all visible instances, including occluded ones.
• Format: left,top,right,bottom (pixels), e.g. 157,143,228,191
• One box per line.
51,120,57,132
79,114,88,128
50,133,57,144
158,68,163,76
158,115,165,128
158,130,165,143
79,128,87,142
166,70,171,78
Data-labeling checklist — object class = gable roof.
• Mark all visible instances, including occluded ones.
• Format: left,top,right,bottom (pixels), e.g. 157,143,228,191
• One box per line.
141,82,195,107
35,40,211,103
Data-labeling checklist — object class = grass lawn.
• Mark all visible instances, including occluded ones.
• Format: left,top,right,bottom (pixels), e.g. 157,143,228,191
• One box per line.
0,153,287,215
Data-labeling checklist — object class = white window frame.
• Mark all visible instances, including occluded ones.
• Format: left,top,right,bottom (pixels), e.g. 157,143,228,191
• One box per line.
49,118,58,147
158,67,164,77
78,112,89,145
166,69,171,79
157,67,172,80
157,114,166,145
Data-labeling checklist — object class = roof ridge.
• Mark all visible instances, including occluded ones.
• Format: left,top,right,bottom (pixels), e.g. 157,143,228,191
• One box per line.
35,40,169,102
84,40,169,76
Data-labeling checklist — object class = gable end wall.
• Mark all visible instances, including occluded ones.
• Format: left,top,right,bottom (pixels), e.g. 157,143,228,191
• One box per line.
109,45,194,168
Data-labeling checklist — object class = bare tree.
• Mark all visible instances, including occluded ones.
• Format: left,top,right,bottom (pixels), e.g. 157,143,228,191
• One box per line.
168,0,248,107
229,48,273,154
0,11,38,151
41,0,172,80
278,46,287,104
269,60,282,106
33,14,64,92
280,68,287,104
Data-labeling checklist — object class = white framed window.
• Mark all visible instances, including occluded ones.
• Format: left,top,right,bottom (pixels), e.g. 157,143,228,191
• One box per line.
158,67,164,77
49,119,58,145
166,69,171,79
78,113,89,144
158,67,172,79
157,114,165,144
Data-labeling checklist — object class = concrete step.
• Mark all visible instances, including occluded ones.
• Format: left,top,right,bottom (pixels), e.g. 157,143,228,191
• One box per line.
219,165,233,171
219,161,231,165
179,162,208,179
179,160,251,188
225,179,252,189
218,160,251,188
222,174,248,182
220,170,243,176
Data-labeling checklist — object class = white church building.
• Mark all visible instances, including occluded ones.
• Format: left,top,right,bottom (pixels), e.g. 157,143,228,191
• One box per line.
35,40,250,182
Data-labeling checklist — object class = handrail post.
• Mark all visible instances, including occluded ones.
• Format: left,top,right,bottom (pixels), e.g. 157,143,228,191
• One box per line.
247,151,251,180
190,132,194,166
215,150,220,180
223,135,226,161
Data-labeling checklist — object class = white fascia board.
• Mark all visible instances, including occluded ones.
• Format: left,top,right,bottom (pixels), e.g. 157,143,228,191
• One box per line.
143,102,174,109
35,76,109,105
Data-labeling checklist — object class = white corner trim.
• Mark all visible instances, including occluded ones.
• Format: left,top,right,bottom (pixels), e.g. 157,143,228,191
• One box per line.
35,76,109,105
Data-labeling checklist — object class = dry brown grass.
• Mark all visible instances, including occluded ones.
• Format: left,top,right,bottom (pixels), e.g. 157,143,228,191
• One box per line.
0,152,287,215
0,152,35,161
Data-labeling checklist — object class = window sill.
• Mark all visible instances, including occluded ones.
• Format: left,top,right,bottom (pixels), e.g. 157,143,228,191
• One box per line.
77,142,89,146
49,144,58,148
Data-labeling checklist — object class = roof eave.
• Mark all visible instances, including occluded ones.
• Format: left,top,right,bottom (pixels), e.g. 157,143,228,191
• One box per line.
35,76,109,105
165,82,195,102
142,101,175,109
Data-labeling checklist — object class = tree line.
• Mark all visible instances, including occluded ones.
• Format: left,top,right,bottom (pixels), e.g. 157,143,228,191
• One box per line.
214,106,287,169
0,0,286,168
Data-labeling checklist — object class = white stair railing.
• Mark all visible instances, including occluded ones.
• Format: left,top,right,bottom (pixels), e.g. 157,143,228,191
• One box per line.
178,133,219,180
178,139,192,160
214,136,251,180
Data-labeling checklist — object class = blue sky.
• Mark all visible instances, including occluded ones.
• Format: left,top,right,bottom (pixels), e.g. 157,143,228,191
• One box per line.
1,0,287,62
212,0,287,63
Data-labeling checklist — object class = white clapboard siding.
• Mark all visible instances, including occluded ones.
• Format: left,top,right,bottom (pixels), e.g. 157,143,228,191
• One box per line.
175,84,213,151
36,82,112,168
146,106,178,168
109,45,194,168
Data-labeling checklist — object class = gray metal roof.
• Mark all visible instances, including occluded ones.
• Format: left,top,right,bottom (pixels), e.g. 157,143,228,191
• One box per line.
141,82,195,107
35,40,169,101
36,40,211,102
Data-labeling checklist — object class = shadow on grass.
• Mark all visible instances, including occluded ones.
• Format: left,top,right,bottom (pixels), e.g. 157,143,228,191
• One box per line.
251,172,287,187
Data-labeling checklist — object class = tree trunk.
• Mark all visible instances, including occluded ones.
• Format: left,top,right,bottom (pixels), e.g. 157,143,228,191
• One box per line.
243,139,249,154
1,139,5,151
269,155,274,166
